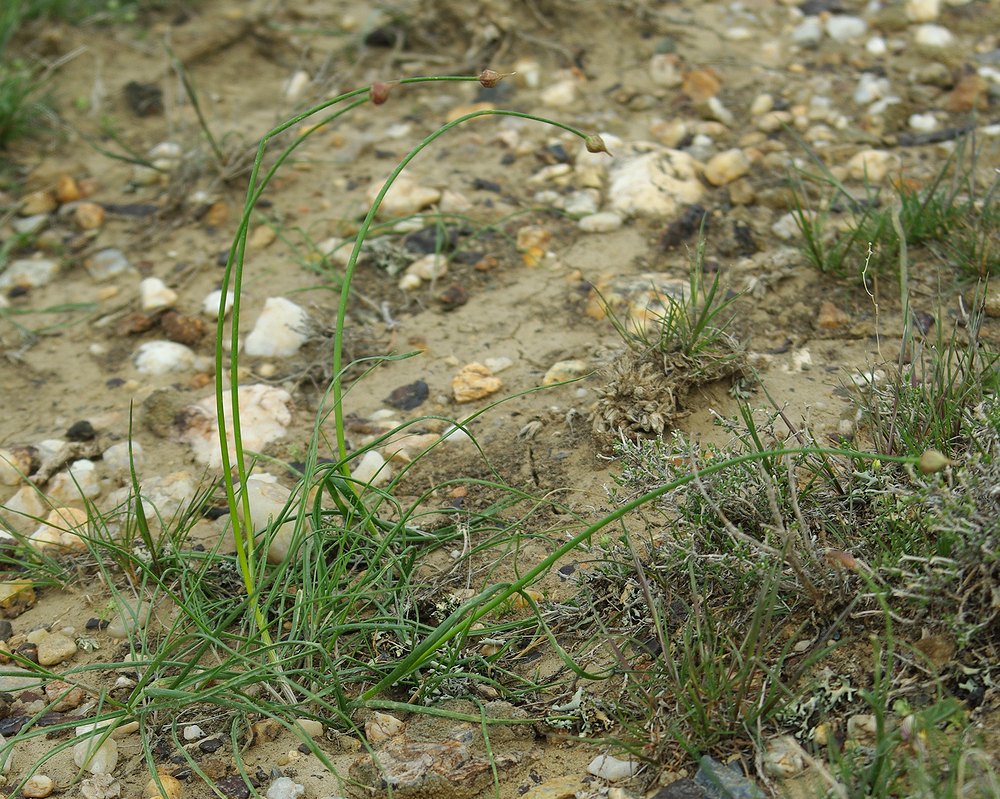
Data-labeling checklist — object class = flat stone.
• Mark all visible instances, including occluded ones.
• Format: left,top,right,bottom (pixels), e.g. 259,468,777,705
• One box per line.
36,632,78,666
587,754,639,781
0,258,59,290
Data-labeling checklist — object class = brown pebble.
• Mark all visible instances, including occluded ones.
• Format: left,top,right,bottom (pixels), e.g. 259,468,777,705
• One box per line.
946,73,988,113
816,300,849,330
161,311,206,345
682,68,721,102
117,311,158,336
44,679,85,711
474,255,499,272
22,774,54,798
146,773,183,799
74,202,105,230
437,284,468,310
20,190,57,216
56,175,81,204
203,201,230,228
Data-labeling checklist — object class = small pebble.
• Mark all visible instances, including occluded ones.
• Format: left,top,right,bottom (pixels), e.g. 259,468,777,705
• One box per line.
695,755,765,799
0,259,60,290
74,202,105,230
763,736,806,778
587,754,639,782
22,774,54,798
866,36,888,56
248,225,276,250
133,341,199,375
202,289,235,319
283,70,311,100
20,190,57,215
139,278,178,312
351,450,392,488
909,112,937,132
80,774,121,799
365,711,404,743
146,774,183,799
265,777,304,799
73,736,118,775
914,24,954,48
12,215,48,235
703,149,750,186
452,362,503,403
368,174,440,218
791,17,823,47
183,724,204,741
86,249,134,281
542,360,589,386
825,15,867,42
540,79,578,107
578,212,623,233
846,149,899,183
906,0,940,22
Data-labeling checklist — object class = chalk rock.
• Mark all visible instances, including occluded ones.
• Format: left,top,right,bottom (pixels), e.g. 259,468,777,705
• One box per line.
237,475,297,564
22,775,54,798
452,363,503,403
133,341,200,375
284,70,311,100
0,258,59,290
792,17,823,47
31,507,90,553
368,174,441,218
763,735,806,778
139,278,178,312
179,385,292,468
606,143,703,218
365,712,404,743
244,297,310,358
0,446,38,486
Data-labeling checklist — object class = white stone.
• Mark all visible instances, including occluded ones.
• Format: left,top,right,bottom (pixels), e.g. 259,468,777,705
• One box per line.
606,143,703,218
193,289,227,321
0,258,59,290
265,777,304,799
0,733,12,773
906,0,940,22
483,356,514,373
0,447,35,486
179,385,293,469
914,24,954,47
47,459,101,503
284,70,311,100
73,736,118,775
133,341,198,375
542,360,589,386
183,724,205,740
706,96,734,126
587,754,639,781
103,441,142,478
398,273,422,291
86,249,133,281
139,278,177,312
854,73,892,105
724,26,751,41
406,254,448,282
367,174,441,218
148,141,181,162
791,17,823,47
909,113,938,132
0,485,48,533
13,214,48,235
79,774,121,799
764,735,807,778
578,212,623,233
866,36,888,56
365,711,404,743
563,190,600,217
439,189,472,214
704,149,750,186
826,15,867,41
245,297,310,358
771,212,804,241
351,450,392,487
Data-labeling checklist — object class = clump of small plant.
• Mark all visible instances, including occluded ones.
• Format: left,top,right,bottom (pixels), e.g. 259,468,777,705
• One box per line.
789,133,998,280
591,237,749,450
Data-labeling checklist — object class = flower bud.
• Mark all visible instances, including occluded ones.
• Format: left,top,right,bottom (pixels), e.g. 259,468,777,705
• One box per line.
918,449,952,475
478,69,507,88
585,133,612,156
370,81,391,105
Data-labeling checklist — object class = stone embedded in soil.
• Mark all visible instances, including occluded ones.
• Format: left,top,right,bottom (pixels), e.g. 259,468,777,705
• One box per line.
606,143,704,219
0,446,39,486
133,341,200,375
47,459,102,503
763,735,806,778
244,297,310,358
236,475,296,564
452,363,503,403
179,385,292,468
587,754,639,782
31,507,90,553
366,711,405,743
73,736,118,775
578,211,623,233
703,149,750,186
846,149,899,183
86,249,134,281
80,774,121,799
542,360,589,386
146,774,183,799
351,450,392,488
816,301,849,330
45,679,85,711
161,311,206,346
654,778,706,798
405,253,448,283
22,774,54,798
74,202,105,230
368,174,441,218
0,258,59,290
521,777,587,799
825,15,867,41
1,487,49,534
35,631,78,666
139,278,178,312
265,777,304,799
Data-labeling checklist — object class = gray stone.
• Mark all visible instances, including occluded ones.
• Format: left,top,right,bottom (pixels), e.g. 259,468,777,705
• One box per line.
695,756,765,799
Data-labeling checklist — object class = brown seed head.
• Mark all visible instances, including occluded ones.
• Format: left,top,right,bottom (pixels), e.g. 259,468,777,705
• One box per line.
585,133,612,156
370,81,391,105
478,69,506,88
